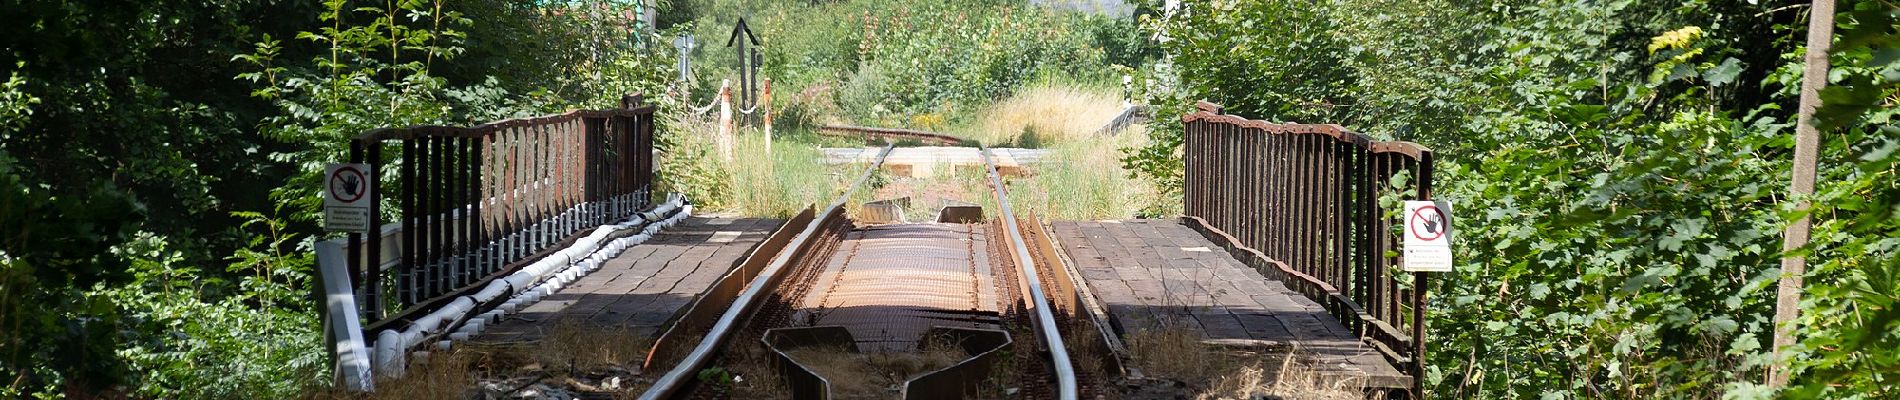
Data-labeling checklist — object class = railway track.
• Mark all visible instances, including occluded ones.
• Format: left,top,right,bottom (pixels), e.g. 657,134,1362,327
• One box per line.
815,124,971,146
637,143,1100,400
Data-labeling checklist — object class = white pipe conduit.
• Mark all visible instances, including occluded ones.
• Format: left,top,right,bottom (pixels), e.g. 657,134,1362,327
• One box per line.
372,194,694,378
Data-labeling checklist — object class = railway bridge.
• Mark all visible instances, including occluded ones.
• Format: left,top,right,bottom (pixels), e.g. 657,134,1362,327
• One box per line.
312,98,1437,399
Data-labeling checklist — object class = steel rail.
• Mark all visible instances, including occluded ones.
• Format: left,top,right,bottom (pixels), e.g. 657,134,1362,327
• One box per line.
815,124,969,146
638,144,896,400
979,144,1079,400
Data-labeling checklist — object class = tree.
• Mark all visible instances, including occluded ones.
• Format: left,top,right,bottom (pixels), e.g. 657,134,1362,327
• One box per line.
1770,0,1835,388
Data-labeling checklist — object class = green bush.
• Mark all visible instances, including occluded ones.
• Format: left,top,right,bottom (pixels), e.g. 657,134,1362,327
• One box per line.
104,212,324,399
1131,0,1900,397
2,0,675,396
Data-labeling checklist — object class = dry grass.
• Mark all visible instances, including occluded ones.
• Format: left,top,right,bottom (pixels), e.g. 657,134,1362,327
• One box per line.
967,83,1174,219
1125,325,1236,385
1065,324,1106,382
368,351,475,399
1198,357,1365,400
779,342,969,399
301,348,478,400
532,318,654,370
304,320,655,399
725,340,792,399
970,84,1127,146
1124,325,1366,399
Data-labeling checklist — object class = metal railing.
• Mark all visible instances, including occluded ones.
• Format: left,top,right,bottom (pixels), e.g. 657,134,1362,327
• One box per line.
344,95,656,327
1181,102,1433,393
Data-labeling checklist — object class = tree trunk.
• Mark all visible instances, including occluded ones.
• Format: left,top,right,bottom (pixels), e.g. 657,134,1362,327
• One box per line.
1769,0,1835,388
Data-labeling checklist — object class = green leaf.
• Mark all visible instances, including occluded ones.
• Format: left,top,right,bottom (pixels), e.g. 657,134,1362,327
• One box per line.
1703,57,1743,86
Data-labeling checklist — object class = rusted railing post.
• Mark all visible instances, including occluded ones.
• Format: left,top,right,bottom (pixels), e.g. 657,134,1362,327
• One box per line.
1181,104,1434,398
762,77,773,156
717,79,734,162
335,95,659,342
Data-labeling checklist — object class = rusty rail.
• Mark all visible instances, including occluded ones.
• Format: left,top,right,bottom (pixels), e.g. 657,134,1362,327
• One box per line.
816,124,970,146
346,95,656,329
1181,102,1432,396
638,144,895,400
980,145,1079,400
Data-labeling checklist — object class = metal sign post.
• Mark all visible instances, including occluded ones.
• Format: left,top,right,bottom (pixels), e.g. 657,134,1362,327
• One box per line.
1401,200,1453,272
673,34,695,86
324,163,374,233
727,18,762,110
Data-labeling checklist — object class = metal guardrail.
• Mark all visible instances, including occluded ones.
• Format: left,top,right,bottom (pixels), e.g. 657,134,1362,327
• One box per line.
1181,101,1432,395
344,95,656,328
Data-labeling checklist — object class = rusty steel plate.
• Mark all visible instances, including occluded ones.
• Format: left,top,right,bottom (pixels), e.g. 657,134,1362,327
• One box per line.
797,224,1003,352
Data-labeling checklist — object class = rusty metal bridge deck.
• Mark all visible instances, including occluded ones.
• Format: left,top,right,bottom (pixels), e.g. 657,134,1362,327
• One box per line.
1052,219,1410,389
318,107,1433,398
796,223,1003,352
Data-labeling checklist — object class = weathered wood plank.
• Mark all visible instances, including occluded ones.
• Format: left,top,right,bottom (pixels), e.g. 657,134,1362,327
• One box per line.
1048,220,1409,388
473,217,781,343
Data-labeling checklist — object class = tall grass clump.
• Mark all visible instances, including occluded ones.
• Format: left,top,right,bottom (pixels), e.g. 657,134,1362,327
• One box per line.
956,82,1164,219
974,84,1127,146
728,132,845,218
659,110,857,218
1005,125,1160,220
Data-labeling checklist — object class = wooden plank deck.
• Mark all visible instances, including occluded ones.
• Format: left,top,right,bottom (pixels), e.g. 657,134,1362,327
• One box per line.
1049,219,1410,389
475,217,782,342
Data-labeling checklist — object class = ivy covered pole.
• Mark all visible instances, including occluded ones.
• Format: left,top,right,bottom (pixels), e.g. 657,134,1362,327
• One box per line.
1770,0,1835,388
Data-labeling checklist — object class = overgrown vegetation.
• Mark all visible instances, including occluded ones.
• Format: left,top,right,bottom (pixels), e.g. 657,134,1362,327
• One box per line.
662,0,1153,218
669,0,1140,131
1,0,670,397
1125,0,1899,397
18,0,1884,397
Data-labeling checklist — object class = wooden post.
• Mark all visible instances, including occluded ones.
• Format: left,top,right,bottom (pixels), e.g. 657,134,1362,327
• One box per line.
718,79,733,162
762,78,774,156
1770,0,1834,388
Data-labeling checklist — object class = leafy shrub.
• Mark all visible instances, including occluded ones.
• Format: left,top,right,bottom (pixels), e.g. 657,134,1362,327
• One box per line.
5,0,676,396
655,112,734,211
1131,0,1900,398
1779,3,1900,398
104,212,324,399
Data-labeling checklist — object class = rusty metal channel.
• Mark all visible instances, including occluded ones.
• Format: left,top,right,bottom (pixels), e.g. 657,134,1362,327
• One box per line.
639,144,895,400
643,140,1092,399
978,145,1080,400
762,325,1015,400
747,144,1083,400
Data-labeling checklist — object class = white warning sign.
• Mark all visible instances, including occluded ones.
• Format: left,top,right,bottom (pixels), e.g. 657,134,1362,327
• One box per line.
1402,200,1453,272
324,163,373,232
